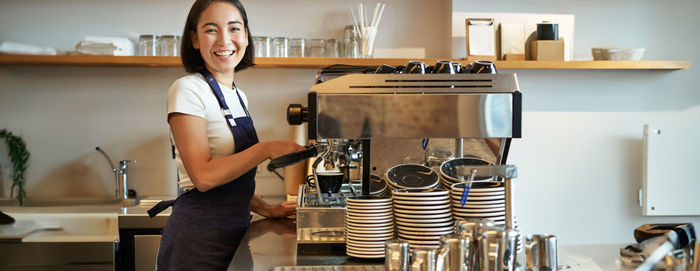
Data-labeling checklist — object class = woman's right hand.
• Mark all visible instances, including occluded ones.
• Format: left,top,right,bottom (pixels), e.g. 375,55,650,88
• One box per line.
264,140,305,160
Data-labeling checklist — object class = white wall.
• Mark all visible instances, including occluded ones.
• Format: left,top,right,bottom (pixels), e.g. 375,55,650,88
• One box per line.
0,0,698,246
450,0,700,245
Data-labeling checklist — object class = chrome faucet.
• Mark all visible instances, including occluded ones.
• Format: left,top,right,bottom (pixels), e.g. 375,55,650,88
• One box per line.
95,146,136,205
118,159,135,201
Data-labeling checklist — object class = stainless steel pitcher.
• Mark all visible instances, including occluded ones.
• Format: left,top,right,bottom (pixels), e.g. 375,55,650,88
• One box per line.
525,234,558,271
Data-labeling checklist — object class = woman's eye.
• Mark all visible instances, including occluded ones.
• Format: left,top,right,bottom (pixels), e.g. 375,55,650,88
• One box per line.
229,27,240,32
205,29,216,33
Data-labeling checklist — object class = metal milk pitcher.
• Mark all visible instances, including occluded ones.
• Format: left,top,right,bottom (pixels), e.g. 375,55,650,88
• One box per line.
496,229,520,271
441,234,469,271
410,247,450,271
525,234,558,271
386,239,410,271
455,218,496,271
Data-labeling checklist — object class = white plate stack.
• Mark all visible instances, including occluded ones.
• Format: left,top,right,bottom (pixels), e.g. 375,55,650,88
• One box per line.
392,189,454,249
344,196,394,259
450,182,507,225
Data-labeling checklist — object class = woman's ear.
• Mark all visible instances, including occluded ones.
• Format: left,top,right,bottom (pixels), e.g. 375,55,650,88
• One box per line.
191,31,199,49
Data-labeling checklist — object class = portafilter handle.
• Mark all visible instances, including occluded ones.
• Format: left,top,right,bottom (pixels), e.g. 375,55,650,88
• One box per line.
267,144,321,171
267,144,323,180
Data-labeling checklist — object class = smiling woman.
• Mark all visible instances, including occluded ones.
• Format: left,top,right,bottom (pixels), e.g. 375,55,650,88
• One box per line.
147,0,305,270
181,0,254,77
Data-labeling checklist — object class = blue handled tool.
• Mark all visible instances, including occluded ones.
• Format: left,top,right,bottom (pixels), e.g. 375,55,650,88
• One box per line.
421,138,429,150
460,169,478,206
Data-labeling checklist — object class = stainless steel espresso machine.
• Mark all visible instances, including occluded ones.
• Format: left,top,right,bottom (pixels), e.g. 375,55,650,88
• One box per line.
268,61,522,245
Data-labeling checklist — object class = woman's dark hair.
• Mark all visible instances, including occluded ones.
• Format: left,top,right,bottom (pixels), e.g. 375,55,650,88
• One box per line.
181,0,255,73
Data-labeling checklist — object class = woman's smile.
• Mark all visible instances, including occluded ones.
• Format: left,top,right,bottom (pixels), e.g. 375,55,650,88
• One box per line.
194,1,248,82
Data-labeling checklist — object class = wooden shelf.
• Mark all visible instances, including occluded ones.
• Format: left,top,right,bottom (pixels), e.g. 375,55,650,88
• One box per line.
0,54,690,70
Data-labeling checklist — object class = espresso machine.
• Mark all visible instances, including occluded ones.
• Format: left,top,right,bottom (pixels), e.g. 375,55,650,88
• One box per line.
268,61,522,245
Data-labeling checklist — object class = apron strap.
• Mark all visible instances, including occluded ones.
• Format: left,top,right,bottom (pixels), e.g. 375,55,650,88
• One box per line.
199,69,250,136
147,199,175,218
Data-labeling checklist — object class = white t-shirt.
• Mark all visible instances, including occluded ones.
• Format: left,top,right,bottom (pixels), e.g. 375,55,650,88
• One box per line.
166,73,250,188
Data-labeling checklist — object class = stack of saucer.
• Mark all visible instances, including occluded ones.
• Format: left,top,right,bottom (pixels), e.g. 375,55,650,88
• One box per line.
386,164,439,191
392,189,453,249
344,196,394,258
450,182,506,225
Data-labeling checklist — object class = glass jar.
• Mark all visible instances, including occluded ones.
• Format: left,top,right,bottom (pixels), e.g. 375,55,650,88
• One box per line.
289,38,306,57
271,37,288,57
252,36,270,57
343,25,359,58
309,39,326,58
159,35,180,56
138,35,158,56
326,38,340,58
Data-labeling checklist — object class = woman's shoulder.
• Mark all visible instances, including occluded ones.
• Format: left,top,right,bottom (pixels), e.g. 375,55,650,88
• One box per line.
169,73,208,95
171,73,207,89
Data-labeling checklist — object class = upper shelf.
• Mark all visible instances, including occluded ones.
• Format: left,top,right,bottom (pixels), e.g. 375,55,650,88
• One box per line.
0,54,690,70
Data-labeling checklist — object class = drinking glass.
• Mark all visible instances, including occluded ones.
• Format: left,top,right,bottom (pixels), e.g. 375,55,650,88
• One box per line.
252,36,270,57
309,39,326,57
326,38,340,58
138,35,158,56
289,38,306,57
343,25,359,58
158,35,180,56
271,37,288,57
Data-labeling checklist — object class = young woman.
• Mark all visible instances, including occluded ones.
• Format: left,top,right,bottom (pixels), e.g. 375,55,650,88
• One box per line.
148,0,305,269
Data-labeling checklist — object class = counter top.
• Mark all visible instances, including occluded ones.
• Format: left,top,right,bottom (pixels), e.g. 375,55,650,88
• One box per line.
0,196,173,242
228,217,627,271
228,216,383,271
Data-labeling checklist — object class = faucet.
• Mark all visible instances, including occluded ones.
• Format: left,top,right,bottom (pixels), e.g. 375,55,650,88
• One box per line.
95,146,136,205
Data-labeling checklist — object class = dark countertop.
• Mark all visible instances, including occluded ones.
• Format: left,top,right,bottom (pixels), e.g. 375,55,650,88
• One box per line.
228,217,384,271
227,216,631,271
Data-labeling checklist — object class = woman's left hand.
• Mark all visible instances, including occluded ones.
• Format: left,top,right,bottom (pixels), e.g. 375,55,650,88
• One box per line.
266,201,296,218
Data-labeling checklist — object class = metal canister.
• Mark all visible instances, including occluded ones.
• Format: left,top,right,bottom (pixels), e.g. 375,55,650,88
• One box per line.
455,218,497,271
525,234,558,271
440,234,469,271
476,227,502,271
386,239,410,271
496,229,520,271
411,248,438,271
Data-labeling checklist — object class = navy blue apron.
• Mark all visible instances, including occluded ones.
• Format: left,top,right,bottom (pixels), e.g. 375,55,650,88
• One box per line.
148,69,259,270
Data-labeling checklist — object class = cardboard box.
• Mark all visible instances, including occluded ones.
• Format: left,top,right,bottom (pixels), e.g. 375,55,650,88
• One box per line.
530,40,564,61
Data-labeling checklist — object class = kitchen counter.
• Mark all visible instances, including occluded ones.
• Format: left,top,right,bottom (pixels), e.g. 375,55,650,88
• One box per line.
0,196,173,243
1,204,121,243
228,216,628,271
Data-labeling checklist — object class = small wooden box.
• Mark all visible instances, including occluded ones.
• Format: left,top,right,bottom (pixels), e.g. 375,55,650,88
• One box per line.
530,40,564,61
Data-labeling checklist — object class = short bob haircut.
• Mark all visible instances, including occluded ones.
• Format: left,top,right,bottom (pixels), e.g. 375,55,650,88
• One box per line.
181,0,255,73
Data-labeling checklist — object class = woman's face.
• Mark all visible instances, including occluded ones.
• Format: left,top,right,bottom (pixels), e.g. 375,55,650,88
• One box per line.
193,1,248,76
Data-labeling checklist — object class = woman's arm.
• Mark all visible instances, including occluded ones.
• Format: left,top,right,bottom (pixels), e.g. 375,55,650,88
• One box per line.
169,113,304,192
